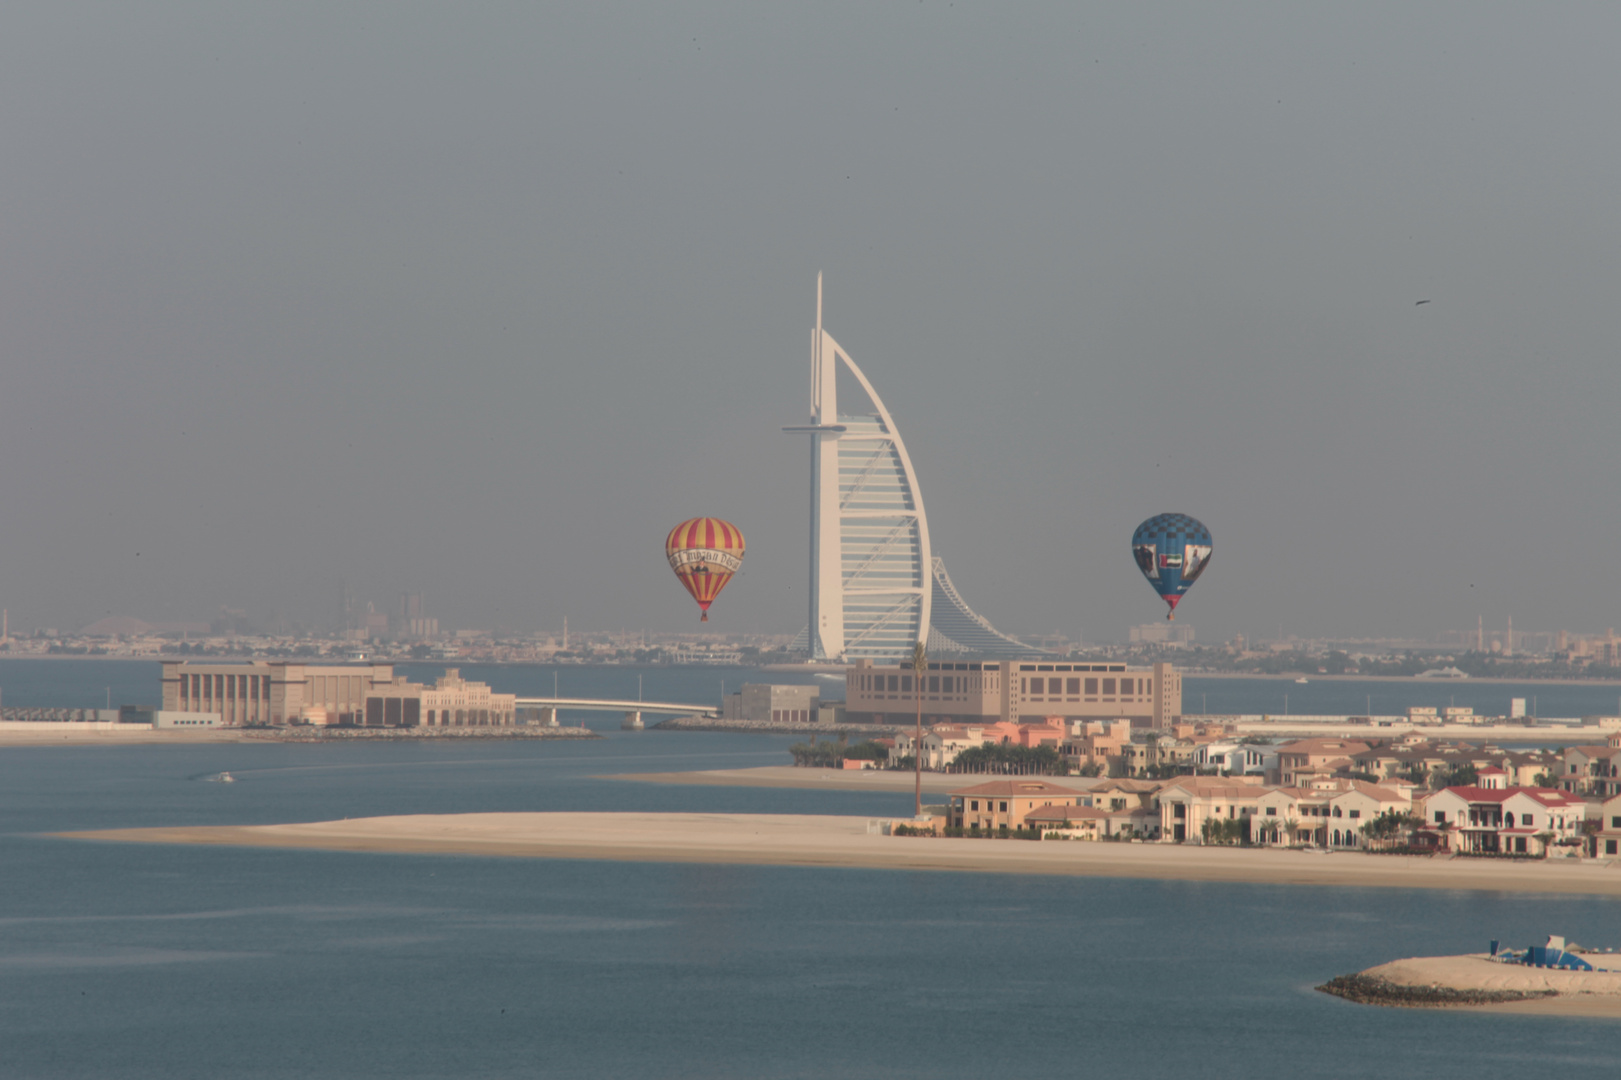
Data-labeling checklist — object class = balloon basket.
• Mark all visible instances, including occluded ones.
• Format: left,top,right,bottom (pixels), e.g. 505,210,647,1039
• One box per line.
699,613,708,622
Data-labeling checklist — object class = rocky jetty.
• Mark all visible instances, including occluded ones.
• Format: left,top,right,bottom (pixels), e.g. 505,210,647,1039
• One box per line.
243,726,599,742
1318,952,1621,1014
651,717,908,735
1317,974,1555,1008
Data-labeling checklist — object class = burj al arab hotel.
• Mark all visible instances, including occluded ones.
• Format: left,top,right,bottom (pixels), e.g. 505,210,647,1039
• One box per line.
786,277,1043,663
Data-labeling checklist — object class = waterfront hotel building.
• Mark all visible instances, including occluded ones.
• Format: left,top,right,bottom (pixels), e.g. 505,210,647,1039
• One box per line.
786,276,1041,663
161,661,516,728
162,661,396,726
844,659,1181,730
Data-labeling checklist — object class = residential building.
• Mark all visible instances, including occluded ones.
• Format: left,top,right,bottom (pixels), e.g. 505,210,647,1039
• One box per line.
1086,778,1165,814
1026,801,1158,839
1059,720,1133,774
1560,745,1621,797
1023,804,1111,839
946,779,1086,831
1422,786,1591,855
1194,741,1279,779
889,721,1027,769
1116,734,1199,778
1082,779,1166,838
1157,780,1271,844
1158,777,1410,848
1595,793,1621,856
1275,739,1373,786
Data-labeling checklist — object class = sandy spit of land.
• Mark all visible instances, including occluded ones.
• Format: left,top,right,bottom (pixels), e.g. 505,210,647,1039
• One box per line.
55,812,1621,895
0,727,245,746
0,727,596,747
1352,954,1621,1018
1189,671,1621,687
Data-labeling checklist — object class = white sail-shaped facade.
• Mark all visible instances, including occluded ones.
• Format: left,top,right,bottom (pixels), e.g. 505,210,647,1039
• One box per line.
787,277,931,661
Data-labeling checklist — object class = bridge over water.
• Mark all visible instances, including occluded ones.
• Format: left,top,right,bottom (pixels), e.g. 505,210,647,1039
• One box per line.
513,696,719,730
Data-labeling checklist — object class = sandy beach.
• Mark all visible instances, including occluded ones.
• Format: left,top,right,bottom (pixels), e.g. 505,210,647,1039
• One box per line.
1334,954,1621,1018
58,811,1621,896
0,726,596,746
0,726,245,746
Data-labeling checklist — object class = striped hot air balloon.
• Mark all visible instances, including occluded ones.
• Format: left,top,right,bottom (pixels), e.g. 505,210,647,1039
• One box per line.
665,517,746,622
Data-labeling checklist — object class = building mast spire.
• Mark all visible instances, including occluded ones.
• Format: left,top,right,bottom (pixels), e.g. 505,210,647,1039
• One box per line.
815,271,822,417
808,274,823,657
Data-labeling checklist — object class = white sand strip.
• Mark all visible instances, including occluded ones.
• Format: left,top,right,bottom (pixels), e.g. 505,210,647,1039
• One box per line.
58,812,1621,897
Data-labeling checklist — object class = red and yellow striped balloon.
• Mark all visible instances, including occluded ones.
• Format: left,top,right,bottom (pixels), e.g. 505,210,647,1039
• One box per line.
665,517,746,621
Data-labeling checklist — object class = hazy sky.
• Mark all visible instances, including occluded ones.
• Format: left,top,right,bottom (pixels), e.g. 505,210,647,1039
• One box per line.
3,4,1619,643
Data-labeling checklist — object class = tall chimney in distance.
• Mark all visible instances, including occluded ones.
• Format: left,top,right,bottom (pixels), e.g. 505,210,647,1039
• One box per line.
1505,615,1512,658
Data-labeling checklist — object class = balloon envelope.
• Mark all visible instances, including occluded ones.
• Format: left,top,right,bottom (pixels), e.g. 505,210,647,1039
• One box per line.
1131,513,1212,620
666,517,746,621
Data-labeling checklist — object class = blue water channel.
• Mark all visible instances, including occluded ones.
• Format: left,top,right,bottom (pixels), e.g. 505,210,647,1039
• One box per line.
1,659,1619,1077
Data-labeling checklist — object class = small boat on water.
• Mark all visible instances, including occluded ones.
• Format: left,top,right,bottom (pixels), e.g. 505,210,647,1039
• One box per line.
1295,677,1309,684
217,772,235,783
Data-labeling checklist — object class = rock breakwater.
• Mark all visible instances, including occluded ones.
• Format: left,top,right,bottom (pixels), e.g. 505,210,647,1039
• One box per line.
1317,973,1556,1008
242,726,600,742
652,717,908,735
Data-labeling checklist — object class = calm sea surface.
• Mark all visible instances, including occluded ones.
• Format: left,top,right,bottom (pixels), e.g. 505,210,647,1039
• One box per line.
1,660,1619,1078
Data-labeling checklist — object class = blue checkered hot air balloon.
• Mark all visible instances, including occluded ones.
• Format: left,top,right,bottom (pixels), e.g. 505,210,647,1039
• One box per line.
1131,514,1212,620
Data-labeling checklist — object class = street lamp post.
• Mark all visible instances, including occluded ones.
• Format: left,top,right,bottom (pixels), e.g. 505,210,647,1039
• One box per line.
911,641,927,819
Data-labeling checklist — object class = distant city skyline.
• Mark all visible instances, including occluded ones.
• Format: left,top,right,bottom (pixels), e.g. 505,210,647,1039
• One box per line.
3,6,1619,641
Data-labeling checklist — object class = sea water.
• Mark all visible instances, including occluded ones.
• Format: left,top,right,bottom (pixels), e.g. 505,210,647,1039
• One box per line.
1,660,1619,1077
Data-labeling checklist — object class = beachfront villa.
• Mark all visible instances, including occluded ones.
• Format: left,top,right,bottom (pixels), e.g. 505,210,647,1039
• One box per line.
1422,786,1590,855
1595,793,1621,856
1022,804,1113,839
1276,739,1374,786
1155,779,1397,847
946,779,1085,832
1559,743,1621,797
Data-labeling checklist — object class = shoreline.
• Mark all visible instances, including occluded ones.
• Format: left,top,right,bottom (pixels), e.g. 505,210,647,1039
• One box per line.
56,812,1621,896
0,726,598,747
1185,670,1621,688
606,765,1040,793
1321,954,1621,1018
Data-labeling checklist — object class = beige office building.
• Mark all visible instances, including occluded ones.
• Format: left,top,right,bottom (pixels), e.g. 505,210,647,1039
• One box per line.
721,684,821,724
365,668,516,728
162,661,409,726
844,659,1180,730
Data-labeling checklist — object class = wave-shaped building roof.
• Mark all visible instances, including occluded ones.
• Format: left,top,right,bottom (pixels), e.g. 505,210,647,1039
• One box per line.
927,558,1048,659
